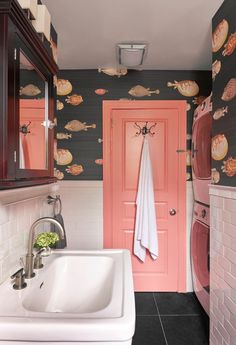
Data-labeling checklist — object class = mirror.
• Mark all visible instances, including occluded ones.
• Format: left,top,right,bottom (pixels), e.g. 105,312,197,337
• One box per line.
19,50,48,170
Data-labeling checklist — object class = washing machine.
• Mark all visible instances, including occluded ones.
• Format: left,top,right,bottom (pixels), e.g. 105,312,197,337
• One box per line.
192,95,212,206
191,201,210,315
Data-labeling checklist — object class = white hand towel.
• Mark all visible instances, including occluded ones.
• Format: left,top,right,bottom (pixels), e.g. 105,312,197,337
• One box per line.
134,136,158,262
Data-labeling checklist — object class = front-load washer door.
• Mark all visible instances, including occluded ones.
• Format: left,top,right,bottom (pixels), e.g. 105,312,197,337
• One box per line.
192,113,212,180
191,219,209,292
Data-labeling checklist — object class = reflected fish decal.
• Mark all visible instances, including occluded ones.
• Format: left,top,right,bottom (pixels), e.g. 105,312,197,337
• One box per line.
212,60,221,81
54,149,73,165
56,133,72,140
65,120,96,132
221,78,236,101
54,168,64,180
20,84,41,96
213,106,228,120
212,19,229,53
222,32,236,56
95,89,108,95
66,164,84,176
167,80,199,97
66,94,83,106
222,157,236,177
57,100,64,111
211,134,228,161
98,67,128,77
128,85,160,97
211,169,220,184
57,79,73,96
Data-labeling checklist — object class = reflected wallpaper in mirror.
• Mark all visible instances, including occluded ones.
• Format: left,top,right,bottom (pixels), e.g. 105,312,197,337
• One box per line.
19,51,48,170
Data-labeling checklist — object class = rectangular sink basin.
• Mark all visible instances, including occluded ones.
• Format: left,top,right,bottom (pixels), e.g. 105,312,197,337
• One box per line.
0,249,135,344
23,255,116,315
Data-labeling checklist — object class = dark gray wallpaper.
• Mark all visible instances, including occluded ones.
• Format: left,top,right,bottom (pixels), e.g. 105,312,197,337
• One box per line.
212,0,236,186
54,69,211,180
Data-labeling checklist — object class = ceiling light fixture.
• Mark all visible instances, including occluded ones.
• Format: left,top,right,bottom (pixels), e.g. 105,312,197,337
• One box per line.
117,43,148,68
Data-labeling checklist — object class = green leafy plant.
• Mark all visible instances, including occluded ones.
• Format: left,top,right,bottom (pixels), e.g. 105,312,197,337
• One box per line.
34,232,59,249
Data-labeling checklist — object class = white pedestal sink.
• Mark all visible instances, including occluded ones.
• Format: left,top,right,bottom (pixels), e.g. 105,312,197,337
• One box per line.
0,250,135,345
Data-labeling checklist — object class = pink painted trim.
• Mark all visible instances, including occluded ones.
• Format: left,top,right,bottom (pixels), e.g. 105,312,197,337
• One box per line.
103,100,187,292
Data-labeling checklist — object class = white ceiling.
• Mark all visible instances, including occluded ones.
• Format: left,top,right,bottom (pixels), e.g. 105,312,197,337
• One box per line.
42,0,224,70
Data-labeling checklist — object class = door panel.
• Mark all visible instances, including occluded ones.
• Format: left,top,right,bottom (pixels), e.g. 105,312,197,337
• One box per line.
103,101,186,291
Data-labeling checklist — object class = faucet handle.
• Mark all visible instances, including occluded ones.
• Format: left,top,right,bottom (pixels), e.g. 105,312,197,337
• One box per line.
11,268,27,290
34,248,46,269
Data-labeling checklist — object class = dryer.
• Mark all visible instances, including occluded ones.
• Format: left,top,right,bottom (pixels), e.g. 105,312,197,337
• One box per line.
192,95,212,206
191,201,210,315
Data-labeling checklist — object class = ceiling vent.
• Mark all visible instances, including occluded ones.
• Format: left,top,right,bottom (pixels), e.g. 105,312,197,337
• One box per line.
117,43,148,68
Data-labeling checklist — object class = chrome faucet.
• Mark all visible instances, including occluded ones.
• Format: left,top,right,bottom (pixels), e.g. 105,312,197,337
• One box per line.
25,217,65,279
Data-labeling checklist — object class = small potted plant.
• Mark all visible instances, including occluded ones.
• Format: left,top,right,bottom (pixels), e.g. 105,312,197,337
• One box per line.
34,232,59,255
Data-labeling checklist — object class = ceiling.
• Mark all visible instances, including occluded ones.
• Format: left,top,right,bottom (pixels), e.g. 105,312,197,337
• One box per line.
42,0,224,70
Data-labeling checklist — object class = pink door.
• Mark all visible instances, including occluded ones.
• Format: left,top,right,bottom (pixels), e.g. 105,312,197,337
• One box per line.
103,101,186,291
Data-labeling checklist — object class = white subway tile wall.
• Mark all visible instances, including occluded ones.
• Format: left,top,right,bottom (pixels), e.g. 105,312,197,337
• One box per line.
58,181,103,250
210,186,236,345
0,194,52,285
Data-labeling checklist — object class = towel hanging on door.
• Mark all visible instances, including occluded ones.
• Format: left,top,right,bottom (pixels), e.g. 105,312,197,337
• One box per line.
134,136,158,262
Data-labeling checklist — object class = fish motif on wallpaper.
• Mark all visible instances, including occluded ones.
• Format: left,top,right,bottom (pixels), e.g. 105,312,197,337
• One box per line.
56,133,72,140
213,106,228,120
54,168,64,180
186,103,191,111
192,96,206,105
54,149,73,165
211,134,228,161
57,100,64,111
65,94,83,106
65,120,96,132
50,38,58,63
167,80,199,97
212,60,221,81
57,79,73,96
186,173,191,181
53,75,57,88
212,19,229,53
128,85,160,97
222,32,236,56
221,78,236,101
20,84,41,96
186,151,192,167
211,169,220,184
66,164,84,176
95,89,108,95
98,67,128,77
95,159,103,165
222,157,236,177
186,134,192,140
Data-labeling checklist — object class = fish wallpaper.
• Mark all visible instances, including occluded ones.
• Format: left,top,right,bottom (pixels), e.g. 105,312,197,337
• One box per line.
212,0,236,186
55,70,211,180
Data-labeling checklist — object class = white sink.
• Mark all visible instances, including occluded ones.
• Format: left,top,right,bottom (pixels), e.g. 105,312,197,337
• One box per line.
0,250,135,345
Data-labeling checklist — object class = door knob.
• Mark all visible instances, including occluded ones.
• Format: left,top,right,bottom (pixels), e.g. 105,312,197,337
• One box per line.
169,209,176,216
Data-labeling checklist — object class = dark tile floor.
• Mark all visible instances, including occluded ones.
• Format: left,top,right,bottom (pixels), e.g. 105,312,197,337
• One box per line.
133,292,209,345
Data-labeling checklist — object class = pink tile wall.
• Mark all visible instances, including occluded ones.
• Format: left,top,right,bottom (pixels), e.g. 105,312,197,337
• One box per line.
210,186,236,345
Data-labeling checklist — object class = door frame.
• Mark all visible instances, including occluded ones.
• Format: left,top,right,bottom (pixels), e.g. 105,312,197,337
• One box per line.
103,100,187,292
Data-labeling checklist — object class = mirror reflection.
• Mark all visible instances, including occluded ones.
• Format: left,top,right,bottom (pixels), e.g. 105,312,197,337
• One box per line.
19,51,48,170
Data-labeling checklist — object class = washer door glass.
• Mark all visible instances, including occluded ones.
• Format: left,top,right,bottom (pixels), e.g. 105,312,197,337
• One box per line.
192,114,212,179
191,220,209,292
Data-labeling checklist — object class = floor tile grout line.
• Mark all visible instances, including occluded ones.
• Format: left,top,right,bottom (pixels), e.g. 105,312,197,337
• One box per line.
153,293,169,345
136,314,159,317
159,313,202,317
